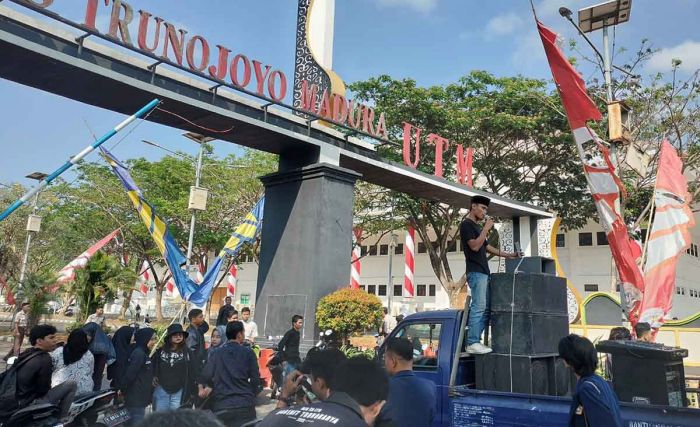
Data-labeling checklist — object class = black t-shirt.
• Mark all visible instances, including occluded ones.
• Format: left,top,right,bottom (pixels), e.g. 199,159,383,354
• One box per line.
156,349,188,393
460,218,490,274
259,392,367,427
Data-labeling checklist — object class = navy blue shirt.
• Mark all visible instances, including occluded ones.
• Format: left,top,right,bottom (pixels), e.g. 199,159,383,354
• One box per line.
199,341,261,409
381,370,436,427
570,374,622,427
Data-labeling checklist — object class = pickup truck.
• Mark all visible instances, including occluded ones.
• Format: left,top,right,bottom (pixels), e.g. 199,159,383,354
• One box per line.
379,309,700,427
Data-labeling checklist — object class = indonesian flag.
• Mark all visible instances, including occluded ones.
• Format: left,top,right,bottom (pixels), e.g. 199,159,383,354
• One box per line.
139,261,150,295
641,141,695,328
404,226,416,297
227,264,237,297
0,275,14,305
164,272,176,297
56,228,121,286
350,228,362,289
537,20,645,324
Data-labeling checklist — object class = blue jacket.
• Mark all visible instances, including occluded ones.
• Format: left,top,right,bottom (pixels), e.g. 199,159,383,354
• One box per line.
199,340,261,409
381,370,436,427
569,374,622,427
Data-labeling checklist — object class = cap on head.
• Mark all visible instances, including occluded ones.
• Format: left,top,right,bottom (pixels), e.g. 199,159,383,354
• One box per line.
471,195,491,207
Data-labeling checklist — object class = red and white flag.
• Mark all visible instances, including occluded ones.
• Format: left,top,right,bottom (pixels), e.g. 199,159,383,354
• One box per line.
350,228,362,289
139,261,150,295
404,226,416,297
227,264,237,297
537,20,645,324
641,141,695,328
164,271,176,297
0,275,14,306
55,228,121,286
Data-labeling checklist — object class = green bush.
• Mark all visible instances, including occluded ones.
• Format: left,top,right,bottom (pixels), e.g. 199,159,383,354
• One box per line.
316,288,383,342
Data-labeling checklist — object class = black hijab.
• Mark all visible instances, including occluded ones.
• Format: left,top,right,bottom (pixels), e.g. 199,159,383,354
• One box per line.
112,326,135,359
63,329,89,366
134,327,155,352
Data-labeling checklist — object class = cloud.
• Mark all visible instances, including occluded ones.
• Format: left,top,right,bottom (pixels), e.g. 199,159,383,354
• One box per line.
647,40,700,73
485,12,524,37
377,0,437,13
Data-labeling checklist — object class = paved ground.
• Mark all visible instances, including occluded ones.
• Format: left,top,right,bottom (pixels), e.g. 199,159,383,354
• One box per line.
0,339,279,419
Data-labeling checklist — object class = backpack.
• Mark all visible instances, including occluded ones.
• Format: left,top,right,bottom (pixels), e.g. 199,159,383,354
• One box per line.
0,351,43,416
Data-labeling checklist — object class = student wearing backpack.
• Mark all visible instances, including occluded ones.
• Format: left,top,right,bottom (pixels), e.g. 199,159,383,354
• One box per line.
122,327,156,425
5,324,77,420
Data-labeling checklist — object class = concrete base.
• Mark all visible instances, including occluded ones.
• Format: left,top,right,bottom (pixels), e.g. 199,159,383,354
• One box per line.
255,163,361,341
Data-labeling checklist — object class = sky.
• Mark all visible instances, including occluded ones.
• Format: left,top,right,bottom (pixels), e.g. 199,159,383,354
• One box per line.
0,0,699,188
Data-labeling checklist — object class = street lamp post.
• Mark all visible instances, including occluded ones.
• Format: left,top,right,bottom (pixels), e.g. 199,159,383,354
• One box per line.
387,232,397,313
18,171,48,294
182,133,214,276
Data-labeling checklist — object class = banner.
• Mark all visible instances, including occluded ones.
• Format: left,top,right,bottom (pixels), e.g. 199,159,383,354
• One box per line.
56,228,121,285
641,141,695,327
536,20,645,324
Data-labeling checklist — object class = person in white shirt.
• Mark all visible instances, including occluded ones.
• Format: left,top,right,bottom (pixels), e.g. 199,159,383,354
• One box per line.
84,306,106,327
4,302,30,361
241,307,258,343
381,307,397,337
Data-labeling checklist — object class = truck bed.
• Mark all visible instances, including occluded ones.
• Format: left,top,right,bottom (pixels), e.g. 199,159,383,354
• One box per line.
450,386,700,427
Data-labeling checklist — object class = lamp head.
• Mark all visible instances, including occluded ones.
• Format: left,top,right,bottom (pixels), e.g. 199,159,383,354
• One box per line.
559,7,573,18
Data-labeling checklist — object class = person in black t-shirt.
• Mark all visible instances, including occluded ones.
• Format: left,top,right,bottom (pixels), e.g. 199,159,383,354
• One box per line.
278,315,303,378
152,324,197,411
459,195,520,354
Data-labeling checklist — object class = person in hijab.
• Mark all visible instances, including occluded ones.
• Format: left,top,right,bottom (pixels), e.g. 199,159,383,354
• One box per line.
153,324,197,412
123,327,156,426
82,322,116,391
50,329,94,396
208,326,226,360
107,325,135,390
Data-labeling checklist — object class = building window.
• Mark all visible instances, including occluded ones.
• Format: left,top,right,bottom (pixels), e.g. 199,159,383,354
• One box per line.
359,285,365,292
579,232,593,246
379,244,388,255
240,294,250,305
369,245,378,256
556,234,565,248
418,242,427,253
395,243,404,255
681,287,685,296
584,284,598,292
676,287,681,295
616,284,620,292
417,284,427,296
378,285,387,296
393,285,403,297
361,246,368,256
367,285,376,295
429,284,436,297
596,231,608,246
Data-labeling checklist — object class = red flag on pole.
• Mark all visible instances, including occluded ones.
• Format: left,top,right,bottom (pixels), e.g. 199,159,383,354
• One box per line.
641,141,695,328
350,228,362,289
55,228,121,286
0,275,14,305
139,261,150,295
536,19,645,324
404,227,416,297
227,264,237,297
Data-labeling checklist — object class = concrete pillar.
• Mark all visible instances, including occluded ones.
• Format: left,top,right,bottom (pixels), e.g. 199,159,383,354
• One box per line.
255,163,361,341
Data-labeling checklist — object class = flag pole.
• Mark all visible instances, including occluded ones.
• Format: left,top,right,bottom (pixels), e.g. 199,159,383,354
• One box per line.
0,99,160,223
529,0,539,22
640,171,659,269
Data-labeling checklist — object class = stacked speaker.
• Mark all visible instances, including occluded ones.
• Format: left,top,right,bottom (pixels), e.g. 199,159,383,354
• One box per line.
475,256,575,396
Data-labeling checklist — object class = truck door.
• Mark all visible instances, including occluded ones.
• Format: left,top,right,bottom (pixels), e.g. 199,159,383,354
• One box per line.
393,321,445,426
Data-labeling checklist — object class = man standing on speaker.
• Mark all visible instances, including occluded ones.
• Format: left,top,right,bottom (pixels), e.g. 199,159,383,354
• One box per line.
460,195,521,354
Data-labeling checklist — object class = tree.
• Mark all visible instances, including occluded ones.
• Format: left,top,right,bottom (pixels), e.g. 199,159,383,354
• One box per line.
10,269,58,328
350,71,589,306
316,288,384,343
70,251,135,322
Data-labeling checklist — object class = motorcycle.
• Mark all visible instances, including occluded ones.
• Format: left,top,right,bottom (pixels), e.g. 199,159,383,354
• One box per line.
64,389,129,427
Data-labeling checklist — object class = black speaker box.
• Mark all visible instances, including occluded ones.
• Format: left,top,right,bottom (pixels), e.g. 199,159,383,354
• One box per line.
490,273,567,314
475,353,575,396
597,340,688,407
505,256,556,275
490,311,569,354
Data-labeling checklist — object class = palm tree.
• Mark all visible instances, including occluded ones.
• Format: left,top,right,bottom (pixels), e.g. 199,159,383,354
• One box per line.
12,269,57,329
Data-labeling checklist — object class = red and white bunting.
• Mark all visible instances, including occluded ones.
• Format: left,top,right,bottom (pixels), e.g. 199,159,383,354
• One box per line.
641,141,695,328
404,226,415,297
350,228,362,289
537,20,645,324
165,273,176,297
55,228,121,287
139,261,150,295
227,264,238,298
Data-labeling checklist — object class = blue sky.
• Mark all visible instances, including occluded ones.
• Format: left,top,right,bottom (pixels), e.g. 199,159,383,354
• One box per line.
1,0,698,188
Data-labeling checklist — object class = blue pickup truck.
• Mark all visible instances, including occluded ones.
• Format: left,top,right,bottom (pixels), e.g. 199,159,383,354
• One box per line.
380,309,700,427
